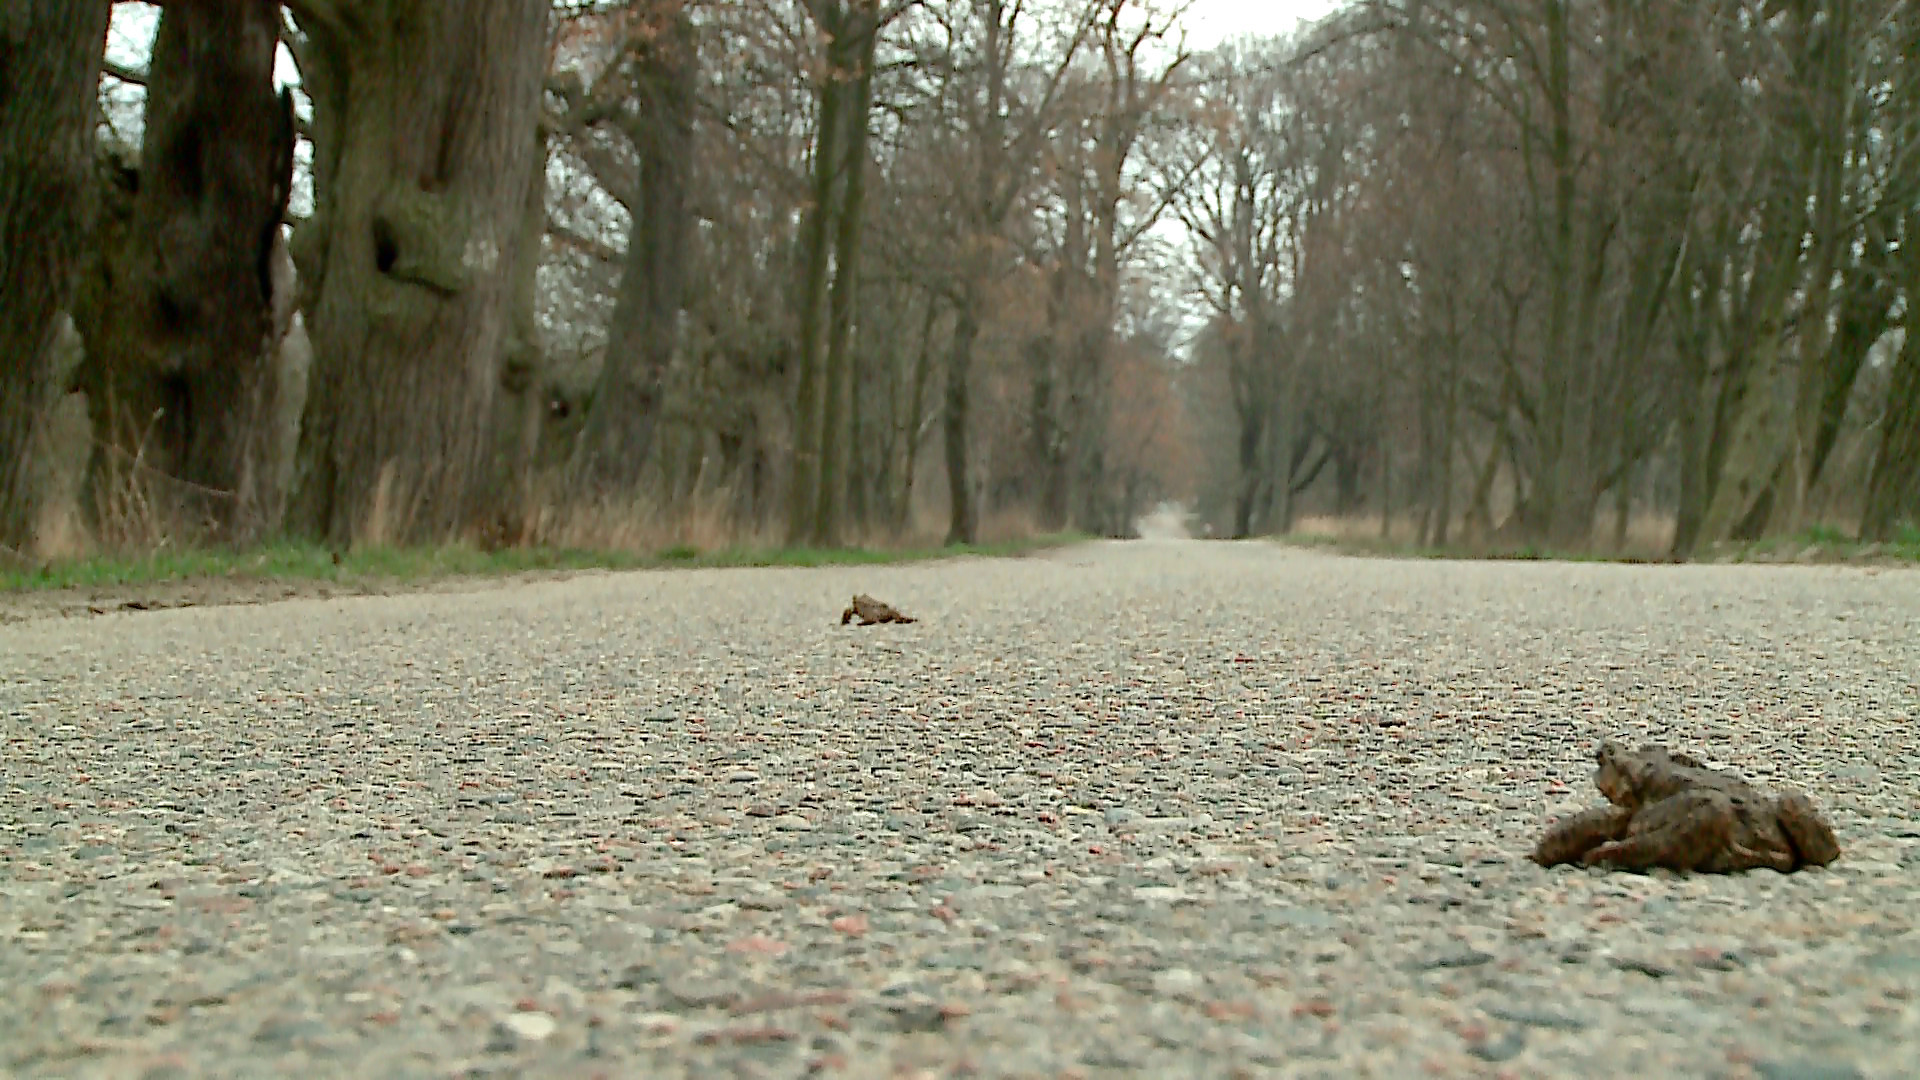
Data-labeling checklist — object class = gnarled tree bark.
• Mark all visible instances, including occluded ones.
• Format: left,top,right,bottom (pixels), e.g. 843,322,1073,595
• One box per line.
0,0,110,554
288,0,551,547
71,0,295,546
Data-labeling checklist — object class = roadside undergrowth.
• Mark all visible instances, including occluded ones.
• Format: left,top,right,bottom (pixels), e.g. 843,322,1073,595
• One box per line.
1,534,1089,594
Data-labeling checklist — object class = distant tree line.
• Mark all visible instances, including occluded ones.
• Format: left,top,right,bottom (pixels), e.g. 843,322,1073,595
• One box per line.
1172,0,1920,553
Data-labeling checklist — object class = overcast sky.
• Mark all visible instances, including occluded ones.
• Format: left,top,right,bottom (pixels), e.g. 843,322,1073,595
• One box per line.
108,1,1350,68
1178,0,1346,47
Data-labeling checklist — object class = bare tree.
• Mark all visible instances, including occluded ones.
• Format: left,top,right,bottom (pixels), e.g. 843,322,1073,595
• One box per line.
907,0,1098,544
561,1,700,504
787,0,893,546
0,0,110,554
1030,0,1187,535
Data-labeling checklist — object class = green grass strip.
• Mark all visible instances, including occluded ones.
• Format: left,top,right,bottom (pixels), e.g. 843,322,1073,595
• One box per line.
1,533,1089,593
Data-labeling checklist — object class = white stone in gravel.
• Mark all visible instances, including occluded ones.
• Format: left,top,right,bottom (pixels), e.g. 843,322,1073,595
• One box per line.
500,1011,557,1041
1152,968,1204,996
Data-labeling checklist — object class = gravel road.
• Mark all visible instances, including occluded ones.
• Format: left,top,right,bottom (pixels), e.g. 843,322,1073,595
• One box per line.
4,540,1918,1079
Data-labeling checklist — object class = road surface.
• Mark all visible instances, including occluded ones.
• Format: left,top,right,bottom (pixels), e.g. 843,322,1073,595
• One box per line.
3,541,1917,1077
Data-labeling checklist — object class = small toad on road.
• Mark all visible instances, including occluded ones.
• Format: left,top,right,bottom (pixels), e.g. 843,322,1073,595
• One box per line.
840,594,916,626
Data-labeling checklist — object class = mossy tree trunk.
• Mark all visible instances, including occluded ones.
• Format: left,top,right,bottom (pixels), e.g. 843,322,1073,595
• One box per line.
287,0,550,547
0,0,109,554
71,0,295,546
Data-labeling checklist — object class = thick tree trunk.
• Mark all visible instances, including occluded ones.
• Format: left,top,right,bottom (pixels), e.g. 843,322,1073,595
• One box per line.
943,305,980,546
1432,343,1457,548
783,67,844,545
814,19,877,546
0,0,109,553
894,295,937,534
1670,350,1707,559
1377,440,1393,541
481,127,551,547
1335,443,1366,517
572,9,695,504
1861,318,1920,541
1531,0,1578,546
1027,333,1066,528
1067,321,1112,535
289,0,549,547
1668,232,1725,559
72,0,295,546
1231,403,1263,539
1031,260,1084,531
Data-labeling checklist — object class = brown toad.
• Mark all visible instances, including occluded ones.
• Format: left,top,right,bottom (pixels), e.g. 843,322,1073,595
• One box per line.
1531,742,1841,873
840,594,916,626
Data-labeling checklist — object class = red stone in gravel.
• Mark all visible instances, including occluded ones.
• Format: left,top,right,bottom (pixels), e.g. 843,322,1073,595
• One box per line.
726,934,789,956
695,1025,796,1045
1205,1000,1258,1021
731,989,851,1015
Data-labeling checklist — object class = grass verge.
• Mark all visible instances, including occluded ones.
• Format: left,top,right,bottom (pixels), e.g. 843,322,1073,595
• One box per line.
1272,525,1920,565
1,533,1090,594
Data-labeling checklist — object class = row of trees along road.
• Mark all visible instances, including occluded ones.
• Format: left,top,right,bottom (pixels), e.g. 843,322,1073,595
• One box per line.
1,0,1917,558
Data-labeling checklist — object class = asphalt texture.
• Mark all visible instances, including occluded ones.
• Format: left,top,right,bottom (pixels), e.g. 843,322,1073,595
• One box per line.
3,540,1918,1078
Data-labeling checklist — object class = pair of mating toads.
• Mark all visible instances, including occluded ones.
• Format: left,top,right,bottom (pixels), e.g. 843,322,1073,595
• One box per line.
1532,742,1842,873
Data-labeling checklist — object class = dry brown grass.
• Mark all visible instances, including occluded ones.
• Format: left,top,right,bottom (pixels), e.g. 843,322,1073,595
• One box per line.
528,486,774,553
977,503,1046,545
29,406,1056,564
1286,511,1681,559
88,436,185,554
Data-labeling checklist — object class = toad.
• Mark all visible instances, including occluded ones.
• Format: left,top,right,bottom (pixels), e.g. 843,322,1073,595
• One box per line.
1531,742,1840,873
840,594,917,626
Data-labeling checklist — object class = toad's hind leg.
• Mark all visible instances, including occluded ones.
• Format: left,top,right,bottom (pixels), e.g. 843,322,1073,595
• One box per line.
1532,805,1633,867
1776,791,1842,867
1582,791,1733,872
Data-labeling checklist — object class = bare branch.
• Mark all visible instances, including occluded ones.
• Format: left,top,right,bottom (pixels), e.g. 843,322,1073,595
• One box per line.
101,58,146,86
282,0,356,39
547,213,623,263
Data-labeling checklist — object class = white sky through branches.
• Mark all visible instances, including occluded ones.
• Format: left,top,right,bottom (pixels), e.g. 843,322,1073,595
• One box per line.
1178,0,1346,47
